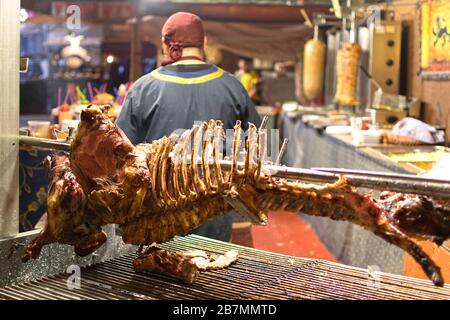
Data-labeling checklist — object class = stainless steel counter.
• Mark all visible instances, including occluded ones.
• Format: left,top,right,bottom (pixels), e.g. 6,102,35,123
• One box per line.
0,225,135,287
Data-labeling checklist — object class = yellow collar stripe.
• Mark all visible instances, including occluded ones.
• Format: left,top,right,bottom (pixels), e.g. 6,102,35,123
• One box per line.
151,68,224,84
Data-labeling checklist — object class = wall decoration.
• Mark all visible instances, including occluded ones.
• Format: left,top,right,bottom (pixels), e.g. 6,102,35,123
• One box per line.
420,0,450,79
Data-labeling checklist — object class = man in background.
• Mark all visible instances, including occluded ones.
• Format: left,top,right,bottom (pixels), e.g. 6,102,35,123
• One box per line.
116,12,261,242
235,57,261,105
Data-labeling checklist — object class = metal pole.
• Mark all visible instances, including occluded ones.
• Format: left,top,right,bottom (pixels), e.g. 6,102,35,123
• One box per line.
341,17,347,43
349,10,357,43
0,0,20,237
18,137,450,199
19,136,71,152
313,24,319,41
129,16,142,82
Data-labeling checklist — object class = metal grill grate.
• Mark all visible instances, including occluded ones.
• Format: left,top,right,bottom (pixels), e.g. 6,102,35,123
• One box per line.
1,235,450,300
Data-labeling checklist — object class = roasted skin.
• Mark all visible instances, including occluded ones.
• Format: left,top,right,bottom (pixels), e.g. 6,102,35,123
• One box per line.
134,247,200,284
22,153,106,262
133,247,239,283
23,105,450,286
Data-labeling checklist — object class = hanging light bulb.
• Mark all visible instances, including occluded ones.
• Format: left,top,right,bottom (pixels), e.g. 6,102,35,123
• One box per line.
106,55,115,64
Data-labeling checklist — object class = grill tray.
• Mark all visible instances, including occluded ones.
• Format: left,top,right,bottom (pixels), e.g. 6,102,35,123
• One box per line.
1,235,449,300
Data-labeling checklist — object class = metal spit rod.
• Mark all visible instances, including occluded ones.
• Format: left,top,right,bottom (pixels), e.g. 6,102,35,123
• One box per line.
19,136,71,151
18,135,450,199
223,160,450,200
312,167,450,184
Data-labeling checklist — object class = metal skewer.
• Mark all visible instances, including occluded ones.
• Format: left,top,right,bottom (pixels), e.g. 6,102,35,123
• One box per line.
312,167,450,184
18,135,450,199
217,160,450,199
19,136,71,151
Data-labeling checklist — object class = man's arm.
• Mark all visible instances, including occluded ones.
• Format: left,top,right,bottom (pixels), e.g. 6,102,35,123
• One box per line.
115,91,141,145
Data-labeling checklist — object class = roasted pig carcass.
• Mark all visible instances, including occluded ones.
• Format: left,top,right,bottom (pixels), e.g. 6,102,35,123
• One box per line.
22,153,106,262
23,105,450,286
334,42,361,106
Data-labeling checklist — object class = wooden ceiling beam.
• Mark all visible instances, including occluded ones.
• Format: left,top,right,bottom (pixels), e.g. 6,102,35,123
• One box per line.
22,0,330,24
